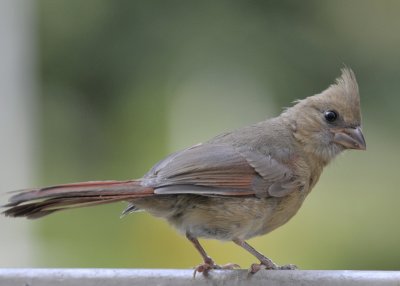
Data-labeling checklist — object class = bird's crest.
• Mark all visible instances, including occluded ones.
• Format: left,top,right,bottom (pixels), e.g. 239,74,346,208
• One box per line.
284,67,361,126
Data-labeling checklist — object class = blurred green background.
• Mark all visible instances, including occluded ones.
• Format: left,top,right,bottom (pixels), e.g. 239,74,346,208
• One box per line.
1,0,400,270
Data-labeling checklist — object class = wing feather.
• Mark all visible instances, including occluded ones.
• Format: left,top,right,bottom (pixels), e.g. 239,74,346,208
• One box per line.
143,143,302,197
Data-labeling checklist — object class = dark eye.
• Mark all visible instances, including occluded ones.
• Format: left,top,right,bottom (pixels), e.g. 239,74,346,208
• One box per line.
324,110,338,122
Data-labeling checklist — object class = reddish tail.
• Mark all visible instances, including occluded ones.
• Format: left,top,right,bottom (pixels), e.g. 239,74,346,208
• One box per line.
2,180,153,219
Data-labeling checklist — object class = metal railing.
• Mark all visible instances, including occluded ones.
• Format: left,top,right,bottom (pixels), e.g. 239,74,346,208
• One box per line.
1,269,400,286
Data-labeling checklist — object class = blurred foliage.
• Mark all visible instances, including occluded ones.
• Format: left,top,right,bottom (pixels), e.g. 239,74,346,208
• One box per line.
31,0,400,270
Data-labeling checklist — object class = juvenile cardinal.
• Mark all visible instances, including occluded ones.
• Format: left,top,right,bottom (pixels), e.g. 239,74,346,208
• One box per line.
2,68,366,274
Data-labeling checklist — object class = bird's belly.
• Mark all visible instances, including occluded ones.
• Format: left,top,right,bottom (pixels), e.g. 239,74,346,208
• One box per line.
153,193,307,241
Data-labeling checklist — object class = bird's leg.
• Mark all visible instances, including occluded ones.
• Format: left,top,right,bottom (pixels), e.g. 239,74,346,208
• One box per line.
186,232,216,275
186,232,239,277
232,238,297,273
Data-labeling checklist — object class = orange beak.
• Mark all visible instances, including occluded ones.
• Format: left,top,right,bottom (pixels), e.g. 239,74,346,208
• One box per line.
333,126,366,150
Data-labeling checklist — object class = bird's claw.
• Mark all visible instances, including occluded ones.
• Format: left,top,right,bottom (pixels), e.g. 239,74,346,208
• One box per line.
193,262,240,277
249,262,297,274
278,264,297,270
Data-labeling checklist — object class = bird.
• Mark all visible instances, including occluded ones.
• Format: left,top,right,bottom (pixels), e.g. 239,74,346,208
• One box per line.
2,68,366,274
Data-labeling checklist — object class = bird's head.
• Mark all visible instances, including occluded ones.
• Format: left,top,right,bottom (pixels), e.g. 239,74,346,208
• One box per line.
282,68,366,164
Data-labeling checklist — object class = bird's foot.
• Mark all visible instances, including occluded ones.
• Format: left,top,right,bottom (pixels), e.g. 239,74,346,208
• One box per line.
193,257,240,277
249,261,297,274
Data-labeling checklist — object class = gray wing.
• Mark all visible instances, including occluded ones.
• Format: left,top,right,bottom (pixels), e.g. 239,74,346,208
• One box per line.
142,143,303,198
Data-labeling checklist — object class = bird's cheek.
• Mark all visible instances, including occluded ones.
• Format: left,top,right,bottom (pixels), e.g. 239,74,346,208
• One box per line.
318,131,334,146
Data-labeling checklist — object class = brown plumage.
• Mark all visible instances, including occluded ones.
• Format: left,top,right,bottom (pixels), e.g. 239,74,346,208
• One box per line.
2,68,366,274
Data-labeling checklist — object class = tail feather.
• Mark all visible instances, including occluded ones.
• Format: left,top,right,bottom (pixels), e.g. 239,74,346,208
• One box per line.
2,180,154,219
